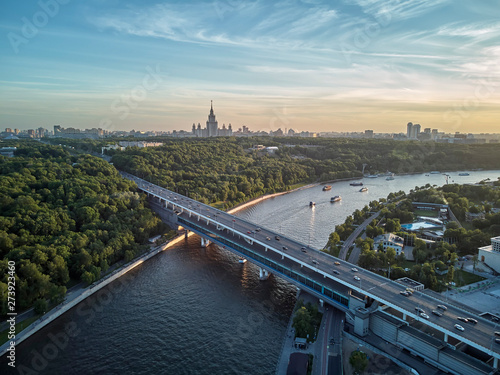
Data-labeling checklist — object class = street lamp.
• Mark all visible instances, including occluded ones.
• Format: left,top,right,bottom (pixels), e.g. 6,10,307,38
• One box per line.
232,219,236,236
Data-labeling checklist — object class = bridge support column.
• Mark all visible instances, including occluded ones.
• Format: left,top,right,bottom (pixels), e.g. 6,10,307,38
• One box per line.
444,333,448,342
319,299,324,308
402,313,406,320
184,230,189,239
201,238,211,247
494,357,498,369
259,268,270,280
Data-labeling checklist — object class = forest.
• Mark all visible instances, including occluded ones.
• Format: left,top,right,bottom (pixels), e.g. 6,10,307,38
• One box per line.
107,136,500,209
0,142,165,314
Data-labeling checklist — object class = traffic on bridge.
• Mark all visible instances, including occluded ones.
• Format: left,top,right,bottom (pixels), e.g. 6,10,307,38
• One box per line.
122,172,500,367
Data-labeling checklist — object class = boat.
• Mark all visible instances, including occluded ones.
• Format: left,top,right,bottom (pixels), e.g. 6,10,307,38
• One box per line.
331,195,341,202
430,171,440,174
359,187,368,192
365,175,378,178
458,173,470,176
322,185,332,191
386,173,395,180
309,201,315,207
238,257,247,264
350,182,363,186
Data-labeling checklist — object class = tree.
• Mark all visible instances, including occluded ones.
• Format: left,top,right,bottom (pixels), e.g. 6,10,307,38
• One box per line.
446,266,455,283
33,298,48,315
349,350,368,374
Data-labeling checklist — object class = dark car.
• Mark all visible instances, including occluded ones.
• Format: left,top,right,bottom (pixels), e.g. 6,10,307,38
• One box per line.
457,317,469,323
332,270,340,275
432,310,443,317
282,246,288,251
415,307,425,314
275,236,280,241
467,318,478,324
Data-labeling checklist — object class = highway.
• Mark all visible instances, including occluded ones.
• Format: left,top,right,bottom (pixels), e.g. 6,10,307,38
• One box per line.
122,172,500,361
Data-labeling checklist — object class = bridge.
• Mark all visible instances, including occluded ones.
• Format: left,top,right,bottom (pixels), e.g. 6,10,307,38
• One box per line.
122,172,500,375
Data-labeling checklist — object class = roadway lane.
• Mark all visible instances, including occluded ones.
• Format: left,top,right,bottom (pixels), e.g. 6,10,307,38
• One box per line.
122,172,500,360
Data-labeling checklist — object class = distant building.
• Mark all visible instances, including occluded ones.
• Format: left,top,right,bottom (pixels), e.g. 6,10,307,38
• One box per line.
192,101,232,137
0,147,17,157
364,130,374,138
478,236,500,273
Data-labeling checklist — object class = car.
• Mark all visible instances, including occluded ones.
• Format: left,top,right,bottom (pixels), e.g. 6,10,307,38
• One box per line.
496,338,500,345
437,305,447,311
332,270,340,275
275,236,280,240
400,291,409,296
432,310,443,317
455,324,465,331
312,260,318,265
420,313,430,320
495,331,500,337
467,318,478,324
282,246,288,251
492,316,499,322
415,307,425,314
301,247,306,251
457,317,469,323
247,231,252,234
255,228,261,232
334,261,340,266
351,267,358,272
266,237,271,241
406,288,414,293
353,276,360,281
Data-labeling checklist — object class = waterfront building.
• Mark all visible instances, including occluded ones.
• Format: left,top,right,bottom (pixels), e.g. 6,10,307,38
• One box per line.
478,236,500,273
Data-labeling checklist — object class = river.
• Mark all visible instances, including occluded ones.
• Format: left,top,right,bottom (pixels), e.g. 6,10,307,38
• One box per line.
2,170,499,374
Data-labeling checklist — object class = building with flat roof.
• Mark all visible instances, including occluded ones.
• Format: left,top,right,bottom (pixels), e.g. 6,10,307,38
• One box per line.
478,236,500,273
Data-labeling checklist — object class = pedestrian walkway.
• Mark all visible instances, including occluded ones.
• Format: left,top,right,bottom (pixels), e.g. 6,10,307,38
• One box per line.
275,292,326,375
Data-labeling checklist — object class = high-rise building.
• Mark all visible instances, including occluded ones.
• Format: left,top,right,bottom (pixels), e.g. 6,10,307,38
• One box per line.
412,124,421,138
364,130,374,138
407,122,413,138
192,101,232,137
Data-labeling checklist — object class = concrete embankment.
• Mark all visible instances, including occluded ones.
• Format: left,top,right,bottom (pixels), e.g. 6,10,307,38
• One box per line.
0,184,312,357
0,233,190,357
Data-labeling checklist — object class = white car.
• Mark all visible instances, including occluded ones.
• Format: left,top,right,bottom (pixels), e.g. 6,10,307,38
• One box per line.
454,324,465,331
353,276,361,281
420,313,430,320
351,267,358,272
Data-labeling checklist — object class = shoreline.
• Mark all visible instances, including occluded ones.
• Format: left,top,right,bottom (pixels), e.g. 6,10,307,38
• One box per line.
0,182,316,357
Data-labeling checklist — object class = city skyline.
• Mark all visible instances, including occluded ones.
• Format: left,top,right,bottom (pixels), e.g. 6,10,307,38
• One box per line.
1,0,499,133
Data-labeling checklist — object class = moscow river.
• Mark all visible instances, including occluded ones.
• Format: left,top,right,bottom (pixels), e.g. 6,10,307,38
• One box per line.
3,170,500,374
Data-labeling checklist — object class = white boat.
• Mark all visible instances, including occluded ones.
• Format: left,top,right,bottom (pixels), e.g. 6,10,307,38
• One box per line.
365,175,378,178
386,174,395,180
331,195,341,202
430,171,440,174
238,258,247,264
458,172,470,176
359,187,368,192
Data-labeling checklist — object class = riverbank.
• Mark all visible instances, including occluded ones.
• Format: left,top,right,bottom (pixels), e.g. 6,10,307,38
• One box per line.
0,181,311,358
0,228,194,357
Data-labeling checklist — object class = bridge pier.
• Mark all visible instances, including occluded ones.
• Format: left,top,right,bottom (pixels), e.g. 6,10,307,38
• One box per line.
184,230,189,239
259,268,270,280
200,238,211,247
444,333,448,342
494,357,498,369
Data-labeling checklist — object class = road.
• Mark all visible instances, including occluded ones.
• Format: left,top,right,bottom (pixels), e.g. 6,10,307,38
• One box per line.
123,172,500,361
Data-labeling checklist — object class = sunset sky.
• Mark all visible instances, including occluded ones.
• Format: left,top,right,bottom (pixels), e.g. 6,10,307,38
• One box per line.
1,0,499,134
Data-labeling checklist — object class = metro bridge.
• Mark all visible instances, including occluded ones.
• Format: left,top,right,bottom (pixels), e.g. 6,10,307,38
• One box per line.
122,172,500,375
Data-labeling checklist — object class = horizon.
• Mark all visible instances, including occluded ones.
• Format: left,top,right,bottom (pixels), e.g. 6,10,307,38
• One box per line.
1,1,499,133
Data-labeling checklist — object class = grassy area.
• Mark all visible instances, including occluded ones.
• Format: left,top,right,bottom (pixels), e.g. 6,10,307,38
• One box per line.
414,209,438,218
0,315,40,346
454,269,486,286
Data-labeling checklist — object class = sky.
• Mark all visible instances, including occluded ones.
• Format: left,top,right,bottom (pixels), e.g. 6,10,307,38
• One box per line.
0,0,499,134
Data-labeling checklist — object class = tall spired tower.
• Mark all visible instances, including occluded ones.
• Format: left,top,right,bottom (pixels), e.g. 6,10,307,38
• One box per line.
206,100,219,137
